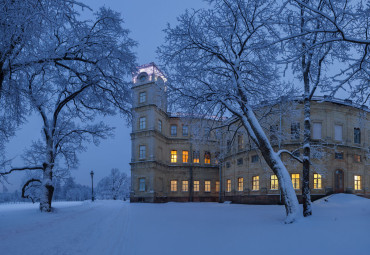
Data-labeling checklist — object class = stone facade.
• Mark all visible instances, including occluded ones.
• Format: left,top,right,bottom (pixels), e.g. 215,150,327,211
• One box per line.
130,63,369,203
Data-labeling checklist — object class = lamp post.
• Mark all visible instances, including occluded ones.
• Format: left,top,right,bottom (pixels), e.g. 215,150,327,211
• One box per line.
90,170,95,202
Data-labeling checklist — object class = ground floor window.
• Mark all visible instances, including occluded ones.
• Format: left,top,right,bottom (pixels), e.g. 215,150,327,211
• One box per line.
205,181,211,192
226,179,231,192
215,181,220,192
182,181,188,192
139,178,145,191
354,175,361,190
252,176,259,191
238,177,243,191
314,174,322,189
270,175,278,190
194,181,200,192
170,180,177,192
291,174,300,190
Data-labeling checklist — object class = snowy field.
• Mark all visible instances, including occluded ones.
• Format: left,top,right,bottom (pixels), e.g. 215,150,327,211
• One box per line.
0,194,369,255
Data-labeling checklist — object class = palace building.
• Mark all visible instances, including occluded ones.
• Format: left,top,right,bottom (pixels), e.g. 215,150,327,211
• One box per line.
130,63,370,203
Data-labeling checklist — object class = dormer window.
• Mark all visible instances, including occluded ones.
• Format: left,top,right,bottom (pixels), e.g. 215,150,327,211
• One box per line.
139,91,146,103
138,72,148,83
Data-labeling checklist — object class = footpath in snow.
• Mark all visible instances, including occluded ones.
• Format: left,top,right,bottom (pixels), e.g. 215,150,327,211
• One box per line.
0,194,369,255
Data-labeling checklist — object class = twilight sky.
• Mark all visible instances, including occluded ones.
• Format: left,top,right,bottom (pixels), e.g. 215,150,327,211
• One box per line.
3,0,207,191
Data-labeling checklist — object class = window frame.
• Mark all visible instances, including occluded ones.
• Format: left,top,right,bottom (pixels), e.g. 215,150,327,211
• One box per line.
204,181,211,192
182,181,189,192
139,116,146,130
139,178,146,192
170,180,178,192
291,174,300,190
237,177,243,192
312,122,322,140
182,125,188,136
170,150,177,163
194,181,200,192
139,91,146,103
313,173,322,189
252,176,259,191
226,179,231,192
270,175,279,190
182,150,189,163
170,125,177,136
139,145,146,159
354,175,361,190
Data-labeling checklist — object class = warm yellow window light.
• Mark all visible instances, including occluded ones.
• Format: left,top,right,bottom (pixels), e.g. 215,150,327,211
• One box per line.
182,151,189,163
270,175,278,190
226,179,231,192
171,150,177,163
314,174,322,189
215,181,220,192
252,176,259,190
182,181,188,192
204,151,211,164
194,181,200,192
292,174,300,189
238,177,243,191
170,180,177,192
354,175,361,190
205,181,211,192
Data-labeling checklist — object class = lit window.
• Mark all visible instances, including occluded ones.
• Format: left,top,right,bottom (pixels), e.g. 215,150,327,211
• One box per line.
205,181,211,192
194,181,200,192
204,151,211,164
291,174,300,189
251,155,259,163
170,180,177,192
193,151,200,163
291,122,300,140
182,125,188,136
171,150,177,163
182,181,188,192
334,125,343,141
354,154,361,163
354,175,361,190
314,174,322,189
335,152,344,159
170,125,177,136
139,117,146,129
158,120,162,132
182,151,189,163
270,125,278,143
237,158,243,165
238,177,243,192
238,135,244,150
139,91,146,103
215,181,220,192
139,178,145,191
270,175,278,190
139,145,146,159
312,122,322,140
226,179,231,192
252,176,259,191
354,128,361,144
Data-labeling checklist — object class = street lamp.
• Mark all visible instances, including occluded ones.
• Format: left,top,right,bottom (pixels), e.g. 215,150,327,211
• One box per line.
90,170,95,202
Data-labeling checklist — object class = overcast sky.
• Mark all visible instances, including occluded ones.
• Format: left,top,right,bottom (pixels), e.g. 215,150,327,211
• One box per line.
3,0,207,192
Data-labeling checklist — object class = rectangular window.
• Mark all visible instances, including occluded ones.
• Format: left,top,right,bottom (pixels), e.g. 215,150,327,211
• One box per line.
226,162,230,168
205,181,211,192
237,158,243,165
204,151,211,164
194,181,200,192
354,154,361,163
139,145,146,159
182,125,188,136
170,150,177,163
193,151,200,163
226,179,231,192
334,125,343,141
291,174,300,189
139,117,146,129
139,178,145,191
291,122,300,140
215,181,220,192
182,151,189,163
182,181,188,192
139,91,146,103
312,122,322,140
252,176,259,191
238,135,244,150
158,120,162,132
270,175,279,190
354,128,361,144
170,125,177,136
354,175,361,190
170,180,177,192
238,177,243,192
314,174,322,189
270,125,278,143
251,155,259,163
335,152,344,159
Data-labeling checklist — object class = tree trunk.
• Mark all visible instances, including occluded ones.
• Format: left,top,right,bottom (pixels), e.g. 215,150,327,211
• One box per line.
39,165,54,212
302,97,312,216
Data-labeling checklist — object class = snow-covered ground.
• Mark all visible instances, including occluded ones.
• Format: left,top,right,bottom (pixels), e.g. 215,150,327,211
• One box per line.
0,194,369,255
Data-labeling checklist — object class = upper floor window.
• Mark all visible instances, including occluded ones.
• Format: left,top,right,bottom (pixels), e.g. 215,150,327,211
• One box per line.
291,122,300,140
139,117,146,130
139,91,146,103
237,158,243,165
204,151,211,164
314,174,322,189
312,122,322,140
270,175,278,190
139,178,146,191
158,120,162,132
194,181,200,192
238,135,244,151
335,152,344,159
354,154,361,163
182,151,189,163
334,125,343,141
354,128,361,144
291,174,300,189
170,125,177,136
251,155,259,163
226,162,231,168
270,125,278,143
205,181,211,192
238,177,243,192
354,175,361,190
171,150,177,163
193,151,200,163
182,181,189,192
182,125,188,136
226,179,231,192
252,176,259,191
170,180,177,192
139,145,146,159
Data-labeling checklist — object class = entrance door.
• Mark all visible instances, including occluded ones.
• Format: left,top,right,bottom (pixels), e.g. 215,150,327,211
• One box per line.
334,170,344,193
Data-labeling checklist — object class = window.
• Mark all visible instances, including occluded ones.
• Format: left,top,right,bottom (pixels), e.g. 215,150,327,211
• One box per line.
270,125,278,143
252,176,259,191
158,120,162,132
139,91,146,103
170,180,177,192
335,152,344,159
238,135,244,150
182,151,189,163
226,179,231,192
171,150,177,163
215,181,220,192
182,125,188,136
170,125,177,136
251,155,259,163
227,140,231,152
270,175,279,190
354,154,361,163
226,162,230,168
291,174,300,189
215,152,220,164
354,175,361,190
238,177,243,192
182,181,189,192
313,174,322,189
139,178,145,191
291,122,300,140
139,117,146,130
193,151,200,163
334,125,343,141
237,158,243,165
194,181,200,192
312,122,322,140
205,181,211,192
204,151,211,164
139,145,146,159
354,128,361,144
